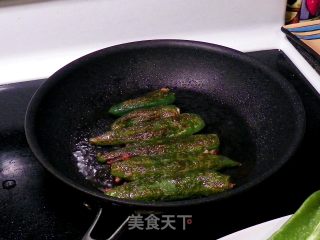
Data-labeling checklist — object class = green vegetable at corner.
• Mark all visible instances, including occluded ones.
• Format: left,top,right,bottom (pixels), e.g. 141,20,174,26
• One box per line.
96,134,220,164
105,170,234,201
268,190,320,240
108,88,176,116
89,113,205,146
111,153,240,181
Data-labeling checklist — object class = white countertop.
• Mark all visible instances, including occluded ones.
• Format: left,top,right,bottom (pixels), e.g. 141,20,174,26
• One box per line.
0,0,319,93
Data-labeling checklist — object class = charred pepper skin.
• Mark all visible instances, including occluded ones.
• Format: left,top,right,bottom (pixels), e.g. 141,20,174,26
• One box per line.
96,134,220,164
108,88,176,116
111,105,180,130
268,190,320,240
111,153,240,181
89,113,205,146
105,171,234,201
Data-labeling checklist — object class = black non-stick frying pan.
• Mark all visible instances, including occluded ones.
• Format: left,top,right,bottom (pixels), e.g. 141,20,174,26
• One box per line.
25,40,305,209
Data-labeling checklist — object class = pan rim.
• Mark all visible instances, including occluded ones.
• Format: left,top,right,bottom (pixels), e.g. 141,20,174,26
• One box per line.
25,39,306,208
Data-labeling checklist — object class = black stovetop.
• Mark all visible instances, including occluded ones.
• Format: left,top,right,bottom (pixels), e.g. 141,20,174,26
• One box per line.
1,50,320,240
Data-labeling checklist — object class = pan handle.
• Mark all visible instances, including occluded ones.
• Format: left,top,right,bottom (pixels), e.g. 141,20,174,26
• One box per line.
82,208,130,240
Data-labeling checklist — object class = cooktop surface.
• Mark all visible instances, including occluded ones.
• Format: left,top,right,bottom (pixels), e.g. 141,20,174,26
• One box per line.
1,50,320,240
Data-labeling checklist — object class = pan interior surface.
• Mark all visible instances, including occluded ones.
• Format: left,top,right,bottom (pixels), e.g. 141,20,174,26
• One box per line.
25,40,305,207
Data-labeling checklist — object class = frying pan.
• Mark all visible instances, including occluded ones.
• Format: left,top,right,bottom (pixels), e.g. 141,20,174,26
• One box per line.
25,40,305,209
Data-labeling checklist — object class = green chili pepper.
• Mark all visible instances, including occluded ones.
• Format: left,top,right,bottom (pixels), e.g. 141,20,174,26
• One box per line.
111,105,180,130
108,88,175,116
97,134,219,164
89,113,205,146
268,190,320,240
105,170,234,201
111,153,240,181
